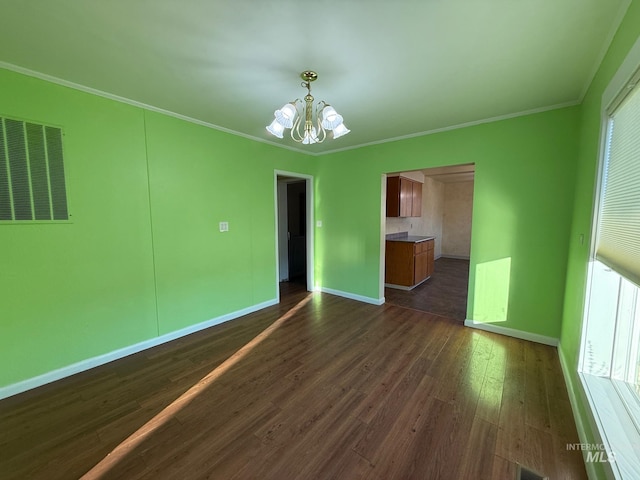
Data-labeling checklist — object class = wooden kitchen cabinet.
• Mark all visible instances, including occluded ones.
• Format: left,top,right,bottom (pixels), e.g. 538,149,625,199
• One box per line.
414,248,429,285
413,240,429,284
411,181,422,217
386,176,423,217
427,243,434,277
385,238,434,288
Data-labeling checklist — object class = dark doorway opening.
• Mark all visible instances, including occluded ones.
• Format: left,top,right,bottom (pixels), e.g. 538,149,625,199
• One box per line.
286,181,307,286
277,176,308,295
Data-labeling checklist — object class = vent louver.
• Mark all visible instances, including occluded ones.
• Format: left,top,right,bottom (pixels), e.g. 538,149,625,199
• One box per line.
0,117,69,221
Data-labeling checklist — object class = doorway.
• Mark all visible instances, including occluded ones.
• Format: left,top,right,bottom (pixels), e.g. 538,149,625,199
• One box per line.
275,171,314,301
381,164,475,321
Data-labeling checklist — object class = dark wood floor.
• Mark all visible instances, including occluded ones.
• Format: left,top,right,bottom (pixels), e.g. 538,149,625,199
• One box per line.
0,286,586,479
385,257,470,321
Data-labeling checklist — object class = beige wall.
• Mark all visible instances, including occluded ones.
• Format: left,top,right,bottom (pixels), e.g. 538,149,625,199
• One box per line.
385,176,444,258
442,181,474,258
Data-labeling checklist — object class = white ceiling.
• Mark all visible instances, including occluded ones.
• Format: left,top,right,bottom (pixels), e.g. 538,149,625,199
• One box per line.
423,164,475,183
0,1,630,155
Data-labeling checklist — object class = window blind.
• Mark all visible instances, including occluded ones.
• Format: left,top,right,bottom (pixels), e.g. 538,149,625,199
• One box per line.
596,75,640,286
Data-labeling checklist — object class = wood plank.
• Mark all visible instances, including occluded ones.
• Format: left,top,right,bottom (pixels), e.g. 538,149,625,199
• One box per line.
495,337,527,463
258,390,369,479
491,455,518,480
0,291,587,480
352,373,436,463
524,341,552,432
475,335,508,424
385,395,467,480
457,418,498,479
521,423,557,478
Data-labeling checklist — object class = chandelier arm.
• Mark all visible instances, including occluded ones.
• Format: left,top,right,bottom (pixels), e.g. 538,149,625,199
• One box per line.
290,99,305,143
315,104,327,143
290,115,303,143
315,124,327,143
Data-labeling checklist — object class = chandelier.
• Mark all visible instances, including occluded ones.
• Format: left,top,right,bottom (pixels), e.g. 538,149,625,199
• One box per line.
266,70,350,144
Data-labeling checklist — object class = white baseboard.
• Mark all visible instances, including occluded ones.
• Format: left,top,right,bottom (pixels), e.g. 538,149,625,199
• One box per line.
318,287,384,306
557,344,609,480
0,298,278,401
463,319,559,346
439,254,471,260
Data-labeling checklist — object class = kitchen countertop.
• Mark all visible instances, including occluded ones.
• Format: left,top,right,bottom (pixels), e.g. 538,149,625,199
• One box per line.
386,232,435,243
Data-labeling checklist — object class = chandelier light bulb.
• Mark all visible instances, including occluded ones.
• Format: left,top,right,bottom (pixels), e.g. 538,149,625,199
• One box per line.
302,127,318,144
320,106,344,130
274,103,296,128
332,123,351,139
266,118,285,138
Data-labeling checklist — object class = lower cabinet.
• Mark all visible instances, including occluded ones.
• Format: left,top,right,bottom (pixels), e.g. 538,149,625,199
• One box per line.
385,239,434,288
414,244,429,285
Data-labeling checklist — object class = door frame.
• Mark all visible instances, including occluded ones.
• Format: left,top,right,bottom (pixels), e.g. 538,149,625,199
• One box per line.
274,170,314,301
379,166,476,307
378,174,388,301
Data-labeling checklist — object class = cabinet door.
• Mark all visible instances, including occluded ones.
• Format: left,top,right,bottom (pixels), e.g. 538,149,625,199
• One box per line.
387,177,423,218
386,177,401,217
414,252,429,284
399,177,413,218
385,241,415,286
411,181,422,217
426,240,434,277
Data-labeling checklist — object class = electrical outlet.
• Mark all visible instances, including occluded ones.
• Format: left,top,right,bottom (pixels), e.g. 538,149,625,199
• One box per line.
316,220,322,227
219,221,229,232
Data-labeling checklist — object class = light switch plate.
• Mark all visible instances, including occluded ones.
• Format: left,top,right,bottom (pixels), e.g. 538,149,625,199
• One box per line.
316,220,322,227
219,221,229,232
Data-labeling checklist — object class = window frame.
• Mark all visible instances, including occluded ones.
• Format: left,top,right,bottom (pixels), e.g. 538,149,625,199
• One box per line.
578,34,640,480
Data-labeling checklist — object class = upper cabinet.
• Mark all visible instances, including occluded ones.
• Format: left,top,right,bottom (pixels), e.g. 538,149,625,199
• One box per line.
386,176,422,217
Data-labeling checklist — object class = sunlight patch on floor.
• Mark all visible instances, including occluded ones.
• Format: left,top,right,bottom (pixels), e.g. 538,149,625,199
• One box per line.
81,293,313,479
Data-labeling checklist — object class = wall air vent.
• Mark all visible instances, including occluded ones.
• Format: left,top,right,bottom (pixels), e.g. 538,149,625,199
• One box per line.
0,116,69,221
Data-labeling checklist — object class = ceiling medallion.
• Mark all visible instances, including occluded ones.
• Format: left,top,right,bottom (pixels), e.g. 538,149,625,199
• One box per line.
266,70,350,144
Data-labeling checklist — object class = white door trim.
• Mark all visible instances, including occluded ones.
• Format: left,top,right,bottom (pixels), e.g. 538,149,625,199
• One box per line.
274,170,315,302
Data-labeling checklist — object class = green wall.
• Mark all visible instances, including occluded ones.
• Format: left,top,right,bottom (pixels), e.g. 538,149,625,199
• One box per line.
143,111,306,334
0,70,158,387
318,106,580,338
0,68,313,388
559,0,640,464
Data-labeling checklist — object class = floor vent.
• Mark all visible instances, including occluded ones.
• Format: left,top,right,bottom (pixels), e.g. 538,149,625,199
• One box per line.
516,464,548,480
